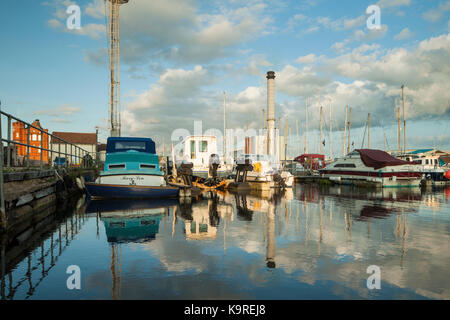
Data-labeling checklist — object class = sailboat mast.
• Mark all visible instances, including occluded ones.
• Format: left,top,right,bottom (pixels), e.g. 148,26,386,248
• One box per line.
223,91,226,163
347,106,351,154
398,104,401,154
305,98,309,154
319,97,323,155
402,85,406,154
285,117,288,161
296,119,299,156
329,98,332,160
343,105,348,155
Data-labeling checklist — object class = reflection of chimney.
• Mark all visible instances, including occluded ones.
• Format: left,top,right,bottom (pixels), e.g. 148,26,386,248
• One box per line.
266,71,276,156
266,204,276,268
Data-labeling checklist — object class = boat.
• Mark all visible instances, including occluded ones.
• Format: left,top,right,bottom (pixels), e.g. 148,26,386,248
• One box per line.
319,149,423,188
85,137,179,199
403,149,450,185
86,198,177,243
176,135,231,178
235,154,294,190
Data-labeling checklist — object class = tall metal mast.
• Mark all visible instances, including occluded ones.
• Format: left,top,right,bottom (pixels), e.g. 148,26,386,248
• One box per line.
106,0,129,137
223,91,226,163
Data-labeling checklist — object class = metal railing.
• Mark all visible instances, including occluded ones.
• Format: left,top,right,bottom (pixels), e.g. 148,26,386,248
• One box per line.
0,101,93,228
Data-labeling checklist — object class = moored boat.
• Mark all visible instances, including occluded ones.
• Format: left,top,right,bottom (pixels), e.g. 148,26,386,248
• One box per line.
319,149,423,188
85,137,179,199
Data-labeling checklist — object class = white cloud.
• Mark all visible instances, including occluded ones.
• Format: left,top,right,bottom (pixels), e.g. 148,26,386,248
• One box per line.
422,1,450,22
296,54,317,64
376,0,411,8
394,27,414,40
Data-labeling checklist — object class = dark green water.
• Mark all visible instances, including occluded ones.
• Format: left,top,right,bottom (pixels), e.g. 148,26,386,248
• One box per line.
1,184,449,300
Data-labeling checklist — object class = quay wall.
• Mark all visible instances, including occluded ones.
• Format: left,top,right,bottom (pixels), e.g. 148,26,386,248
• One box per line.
1,168,97,237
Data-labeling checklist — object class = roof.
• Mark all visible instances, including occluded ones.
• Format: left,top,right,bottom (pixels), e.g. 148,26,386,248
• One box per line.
51,132,97,145
97,143,107,152
408,148,434,154
356,149,413,170
106,137,156,154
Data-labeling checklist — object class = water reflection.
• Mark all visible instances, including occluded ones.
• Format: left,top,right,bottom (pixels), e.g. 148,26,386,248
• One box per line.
0,185,449,299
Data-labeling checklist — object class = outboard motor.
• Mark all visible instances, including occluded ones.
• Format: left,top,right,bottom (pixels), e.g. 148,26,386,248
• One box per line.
208,154,221,179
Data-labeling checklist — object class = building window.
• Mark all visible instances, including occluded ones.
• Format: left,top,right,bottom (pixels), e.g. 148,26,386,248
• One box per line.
32,134,37,141
425,159,429,165
38,135,41,141
190,141,196,159
200,141,208,152
16,133,19,138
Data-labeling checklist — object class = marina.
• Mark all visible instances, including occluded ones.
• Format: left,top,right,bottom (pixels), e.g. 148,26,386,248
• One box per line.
1,0,449,304
0,185,448,299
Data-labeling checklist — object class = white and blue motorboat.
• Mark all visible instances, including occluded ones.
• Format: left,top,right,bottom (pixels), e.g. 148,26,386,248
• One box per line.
85,137,179,199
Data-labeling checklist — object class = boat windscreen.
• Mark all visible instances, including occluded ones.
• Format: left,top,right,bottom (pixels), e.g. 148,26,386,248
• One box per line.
115,141,146,150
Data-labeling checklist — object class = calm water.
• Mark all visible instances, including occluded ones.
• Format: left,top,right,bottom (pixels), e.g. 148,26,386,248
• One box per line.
1,184,449,300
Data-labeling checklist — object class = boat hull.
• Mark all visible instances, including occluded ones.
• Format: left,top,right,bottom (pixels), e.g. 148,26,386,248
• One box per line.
85,182,179,199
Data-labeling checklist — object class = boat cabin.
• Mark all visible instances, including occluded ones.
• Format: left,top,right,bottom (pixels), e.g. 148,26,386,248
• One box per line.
104,137,161,174
178,135,219,169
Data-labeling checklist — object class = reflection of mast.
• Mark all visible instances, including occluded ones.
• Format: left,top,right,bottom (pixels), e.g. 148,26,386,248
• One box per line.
110,244,122,300
266,204,276,268
400,210,407,268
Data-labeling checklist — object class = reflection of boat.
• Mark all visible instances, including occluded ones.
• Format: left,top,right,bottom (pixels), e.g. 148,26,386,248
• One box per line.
85,137,179,199
320,149,423,188
177,195,221,240
87,198,177,243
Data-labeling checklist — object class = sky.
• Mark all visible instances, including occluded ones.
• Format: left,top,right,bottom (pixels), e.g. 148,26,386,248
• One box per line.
0,0,449,158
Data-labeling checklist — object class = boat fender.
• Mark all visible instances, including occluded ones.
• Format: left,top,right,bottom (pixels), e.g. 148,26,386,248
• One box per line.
76,177,84,190
445,170,450,180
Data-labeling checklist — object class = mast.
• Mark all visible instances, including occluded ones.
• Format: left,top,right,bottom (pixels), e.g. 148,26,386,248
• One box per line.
305,98,309,154
223,91,226,163
107,0,128,137
402,85,406,154
367,113,371,148
262,109,266,129
343,105,348,155
319,97,323,155
347,106,351,154
296,119,299,156
285,117,288,161
398,104,401,154
329,98,333,160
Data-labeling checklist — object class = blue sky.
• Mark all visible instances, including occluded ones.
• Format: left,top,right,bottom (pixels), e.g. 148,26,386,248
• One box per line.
0,0,449,158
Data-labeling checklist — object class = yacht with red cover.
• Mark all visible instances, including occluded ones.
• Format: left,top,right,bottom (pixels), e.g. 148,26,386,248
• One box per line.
319,149,423,188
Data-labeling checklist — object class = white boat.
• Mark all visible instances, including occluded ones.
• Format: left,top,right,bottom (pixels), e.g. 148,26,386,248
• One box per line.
236,154,294,189
404,149,450,185
319,149,423,188
85,137,178,199
176,135,230,178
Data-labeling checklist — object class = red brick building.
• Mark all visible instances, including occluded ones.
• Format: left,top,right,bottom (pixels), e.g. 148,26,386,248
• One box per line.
12,119,49,162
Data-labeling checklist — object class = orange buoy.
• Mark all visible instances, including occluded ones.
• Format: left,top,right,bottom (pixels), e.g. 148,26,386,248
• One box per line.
445,170,450,179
